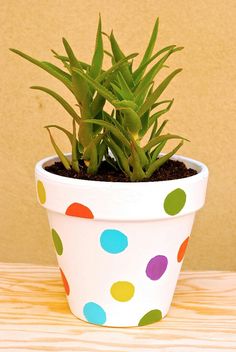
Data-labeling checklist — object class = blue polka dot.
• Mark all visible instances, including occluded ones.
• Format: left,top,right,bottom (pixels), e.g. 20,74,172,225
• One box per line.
100,229,128,254
83,302,106,325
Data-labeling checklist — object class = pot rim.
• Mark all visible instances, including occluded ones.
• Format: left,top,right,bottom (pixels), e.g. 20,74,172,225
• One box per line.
35,153,208,188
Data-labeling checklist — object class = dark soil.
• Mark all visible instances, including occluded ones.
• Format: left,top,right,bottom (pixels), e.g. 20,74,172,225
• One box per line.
45,159,197,182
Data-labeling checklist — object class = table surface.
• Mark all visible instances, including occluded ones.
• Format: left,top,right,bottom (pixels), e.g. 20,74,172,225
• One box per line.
0,263,235,352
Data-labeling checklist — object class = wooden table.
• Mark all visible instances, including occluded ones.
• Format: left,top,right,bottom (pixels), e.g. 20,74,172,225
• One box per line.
0,263,235,351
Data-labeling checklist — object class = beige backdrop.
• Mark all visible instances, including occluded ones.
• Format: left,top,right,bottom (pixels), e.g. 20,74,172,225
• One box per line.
1,0,236,269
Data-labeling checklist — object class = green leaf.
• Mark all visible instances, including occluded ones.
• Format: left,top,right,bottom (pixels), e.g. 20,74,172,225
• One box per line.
109,31,135,88
84,142,98,175
97,53,138,83
9,48,73,92
146,140,184,178
104,50,113,58
71,119,79,172
45,124,73,143
104,136,130,175
154,119,169,137
103,111,130,140
52,50,91,70
30,86,80,124
89,14,103,79
138,69,182,117
83,134,105,174
148,99,174,127
98,141,107,166
83,119,130,148
134,49,176,103
91,111,103,134
149,119,158,141
113,99,138,110
144,133,188,152
139,83,154,137
110,82,124,100
119,108,142,137
130,142,146,181
45,127,71,170
135,18,159,82
133,45,183,83
42,61,72,81
150,140,167,162
117,72,133,100
130,137,149,168
62,38,91,107
91,55,138,117
151,99,173,111
73,67,117,104
139,110,150,137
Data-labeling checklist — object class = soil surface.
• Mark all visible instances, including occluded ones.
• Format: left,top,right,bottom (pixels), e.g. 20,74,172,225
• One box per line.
45,159,197,182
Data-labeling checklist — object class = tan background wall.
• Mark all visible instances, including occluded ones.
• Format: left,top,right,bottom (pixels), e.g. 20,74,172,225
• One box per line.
1,0,235,269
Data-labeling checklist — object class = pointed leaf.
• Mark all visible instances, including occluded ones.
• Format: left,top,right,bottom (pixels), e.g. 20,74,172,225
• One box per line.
10,48,73,92
109,31,135,87
62,38,91,106
134,49,175,100
45,124,73,143
104,136,130,175
52,50,91,71
146,140,184,178
73,67,117,104
148,99,174,127
153,119,168,138
130,142,146,181
144,133,188,152
89,15,103,78
130,137,149,168
151,99,173,110
136,18,159,81
139,110,150,137
42,61,72,81
97,53,138,83
110,82,124,100
45,127,71,170
150,140,167,162
138,69,182,117
98,141,107,166
71,119,79,172
30,86,80,124
103,111,130,140
83,119,130,147
134,45,183,83
117,72,133,100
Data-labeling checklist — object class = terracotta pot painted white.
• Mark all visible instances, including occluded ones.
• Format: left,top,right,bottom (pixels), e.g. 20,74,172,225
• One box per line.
35,154,208,327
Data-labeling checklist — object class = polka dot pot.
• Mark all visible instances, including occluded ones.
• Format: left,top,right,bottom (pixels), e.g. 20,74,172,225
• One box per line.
35,154,208,327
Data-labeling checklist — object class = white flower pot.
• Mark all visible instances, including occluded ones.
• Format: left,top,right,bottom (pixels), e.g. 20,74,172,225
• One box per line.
35,154,208,327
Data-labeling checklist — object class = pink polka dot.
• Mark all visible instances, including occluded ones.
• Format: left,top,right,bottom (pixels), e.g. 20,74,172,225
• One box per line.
65,203,94,219
146,255,168,280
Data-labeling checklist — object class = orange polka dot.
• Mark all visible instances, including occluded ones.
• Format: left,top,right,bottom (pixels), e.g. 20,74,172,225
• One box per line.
59,268,70,295
65,203,94,219
177,237,189,262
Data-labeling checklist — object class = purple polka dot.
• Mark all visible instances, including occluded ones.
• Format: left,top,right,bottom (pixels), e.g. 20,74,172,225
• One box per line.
146,255,168,280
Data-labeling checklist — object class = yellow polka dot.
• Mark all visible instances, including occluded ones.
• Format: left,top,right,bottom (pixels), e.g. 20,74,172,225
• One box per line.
110,281,135,302
37,180,46,204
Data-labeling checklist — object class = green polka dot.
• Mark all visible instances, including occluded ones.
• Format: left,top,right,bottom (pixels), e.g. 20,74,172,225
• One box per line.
164,188,186,215
52,229,63,255
138,309,162,326
37,180,46,204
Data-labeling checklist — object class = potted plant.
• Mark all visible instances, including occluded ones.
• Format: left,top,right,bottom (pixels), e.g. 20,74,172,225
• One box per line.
10,16,208,327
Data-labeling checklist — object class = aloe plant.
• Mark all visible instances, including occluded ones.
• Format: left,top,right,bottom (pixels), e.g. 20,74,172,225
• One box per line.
10,16,188,181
